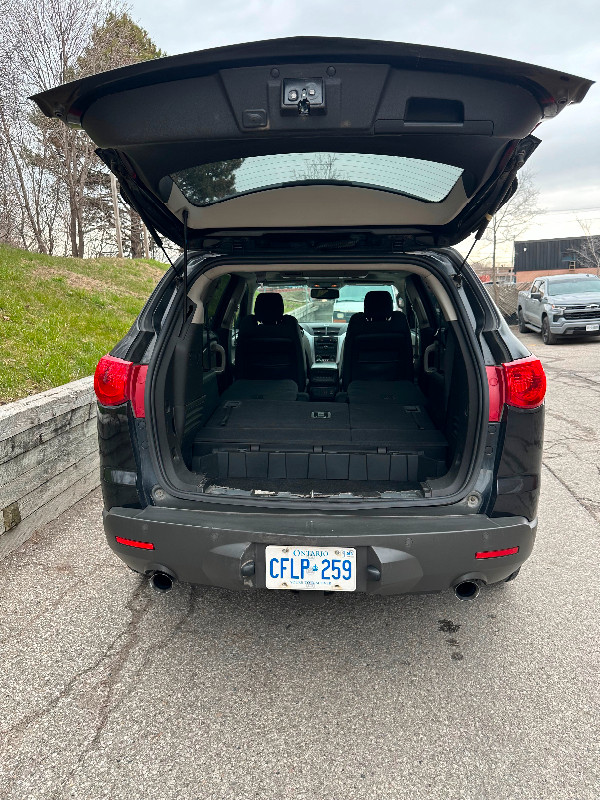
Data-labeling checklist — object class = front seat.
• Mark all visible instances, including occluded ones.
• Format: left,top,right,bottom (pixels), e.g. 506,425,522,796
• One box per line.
235,292,308,388
341,290,413,389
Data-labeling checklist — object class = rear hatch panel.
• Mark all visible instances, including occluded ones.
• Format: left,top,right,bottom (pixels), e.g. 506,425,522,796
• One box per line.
32,37,592,248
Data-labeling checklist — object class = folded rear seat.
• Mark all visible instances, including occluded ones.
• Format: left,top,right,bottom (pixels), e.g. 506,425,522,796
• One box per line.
346,380,426,405
192,396,447,482
197,399,351,444
219,379,303,402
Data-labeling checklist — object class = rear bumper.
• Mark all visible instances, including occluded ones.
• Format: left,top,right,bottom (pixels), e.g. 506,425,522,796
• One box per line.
104,506,536,595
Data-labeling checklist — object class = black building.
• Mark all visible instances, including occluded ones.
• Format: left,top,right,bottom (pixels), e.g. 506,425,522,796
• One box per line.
514,236,595,279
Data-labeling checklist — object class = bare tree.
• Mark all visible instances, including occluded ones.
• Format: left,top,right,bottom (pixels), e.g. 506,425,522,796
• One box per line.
572,218,600,275
74,11,165,258
0,72,64,253
1,2,164,258
472,170,542,300
0,0,110,254
294,153,344,181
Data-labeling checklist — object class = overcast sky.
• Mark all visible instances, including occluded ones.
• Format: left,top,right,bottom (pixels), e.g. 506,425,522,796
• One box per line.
130,0,599,255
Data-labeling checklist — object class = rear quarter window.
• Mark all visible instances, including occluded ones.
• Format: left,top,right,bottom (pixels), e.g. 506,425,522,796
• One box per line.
204,275,232,329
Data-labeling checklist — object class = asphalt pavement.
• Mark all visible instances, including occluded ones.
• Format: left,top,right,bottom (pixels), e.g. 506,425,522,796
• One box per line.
1,329,599,800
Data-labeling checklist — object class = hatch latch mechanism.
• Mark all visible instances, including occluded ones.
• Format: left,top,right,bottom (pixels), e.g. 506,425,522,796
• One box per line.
281,78,325,116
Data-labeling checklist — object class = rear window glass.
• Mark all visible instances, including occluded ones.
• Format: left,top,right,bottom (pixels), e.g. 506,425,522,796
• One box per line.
170,153,464,207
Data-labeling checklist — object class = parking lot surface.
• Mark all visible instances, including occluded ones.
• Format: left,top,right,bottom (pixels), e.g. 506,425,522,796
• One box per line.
1,329,599,800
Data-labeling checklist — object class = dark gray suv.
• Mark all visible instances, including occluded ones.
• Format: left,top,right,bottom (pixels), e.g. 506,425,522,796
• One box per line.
34,38,591,600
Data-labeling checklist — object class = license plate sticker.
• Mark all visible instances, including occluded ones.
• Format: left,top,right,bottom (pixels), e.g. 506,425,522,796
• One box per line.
265,545,356,591
586,324,599,331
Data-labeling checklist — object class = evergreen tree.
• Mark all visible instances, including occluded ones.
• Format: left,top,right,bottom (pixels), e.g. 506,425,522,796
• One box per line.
24,9,164,257
173,160,244,206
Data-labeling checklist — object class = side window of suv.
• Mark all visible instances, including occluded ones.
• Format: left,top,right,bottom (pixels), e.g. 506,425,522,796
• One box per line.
230,287,249,365
204,275,232,331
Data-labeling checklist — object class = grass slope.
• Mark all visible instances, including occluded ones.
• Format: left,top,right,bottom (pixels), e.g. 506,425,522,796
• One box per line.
0,245,166,403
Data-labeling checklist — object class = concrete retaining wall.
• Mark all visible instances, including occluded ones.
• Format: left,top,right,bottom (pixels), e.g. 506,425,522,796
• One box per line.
0,377,99,559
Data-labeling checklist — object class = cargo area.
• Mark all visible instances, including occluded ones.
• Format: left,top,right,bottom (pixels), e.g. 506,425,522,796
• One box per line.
192,380,448,494
151,262,480,503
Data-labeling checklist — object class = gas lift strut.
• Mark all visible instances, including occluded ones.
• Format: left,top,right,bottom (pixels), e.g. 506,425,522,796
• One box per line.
110,158,190,326
97,149,177,267
97,148,196,319
181,208,189,327
453,148,526,287
102,150,192,332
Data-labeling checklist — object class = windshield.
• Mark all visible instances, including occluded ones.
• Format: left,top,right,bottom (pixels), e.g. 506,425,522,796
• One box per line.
266,284,398,324
549,278,600,295
171,153,464,207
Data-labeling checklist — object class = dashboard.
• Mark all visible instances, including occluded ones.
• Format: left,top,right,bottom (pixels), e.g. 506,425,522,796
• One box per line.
299,322,348,364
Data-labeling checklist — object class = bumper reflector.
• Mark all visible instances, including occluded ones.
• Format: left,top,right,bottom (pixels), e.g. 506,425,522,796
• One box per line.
115,536,155,550
475,546,519,559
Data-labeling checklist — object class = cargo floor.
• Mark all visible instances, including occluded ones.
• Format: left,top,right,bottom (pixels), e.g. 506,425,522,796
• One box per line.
192,396,448,484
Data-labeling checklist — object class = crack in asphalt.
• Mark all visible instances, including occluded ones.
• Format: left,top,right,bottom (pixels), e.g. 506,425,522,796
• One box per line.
545,409,597,440
0,577,152,796
85,580,154,751
542,460,600,523
96,584,199,716
48,584,199,799
540,353,600,523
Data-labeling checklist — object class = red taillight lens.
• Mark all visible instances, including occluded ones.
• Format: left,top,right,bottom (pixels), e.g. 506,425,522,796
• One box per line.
503,356,546,410
475,546,519,559
487,356,546,422
94,355,131,406
129,365,147,418
486,366,505,422
94,355,146,418
115,536,155,550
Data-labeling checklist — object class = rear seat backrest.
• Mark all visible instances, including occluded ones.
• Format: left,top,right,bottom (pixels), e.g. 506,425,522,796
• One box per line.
341,290,414,389
235,292,307,388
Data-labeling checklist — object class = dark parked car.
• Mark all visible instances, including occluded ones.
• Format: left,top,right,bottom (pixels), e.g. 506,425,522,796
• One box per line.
518,273,600,344
34,38,591,600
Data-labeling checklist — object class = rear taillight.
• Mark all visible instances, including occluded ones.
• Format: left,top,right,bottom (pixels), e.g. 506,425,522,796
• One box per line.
94,355,147,418
486,356,546,422
504,357,546,409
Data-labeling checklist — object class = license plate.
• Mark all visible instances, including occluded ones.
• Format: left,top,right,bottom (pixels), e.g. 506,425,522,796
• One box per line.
265,545,356,591
586,324,599,331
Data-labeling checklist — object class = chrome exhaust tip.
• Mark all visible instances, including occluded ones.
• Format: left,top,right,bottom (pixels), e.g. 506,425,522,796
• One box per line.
150,571,174,592
454,580,481,601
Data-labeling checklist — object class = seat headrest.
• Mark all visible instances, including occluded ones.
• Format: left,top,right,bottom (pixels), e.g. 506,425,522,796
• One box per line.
364,291,393,321
254,292,284,324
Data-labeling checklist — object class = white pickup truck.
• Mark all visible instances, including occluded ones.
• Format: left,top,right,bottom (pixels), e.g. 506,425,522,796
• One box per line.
517,273,600,344
332,284,397,323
